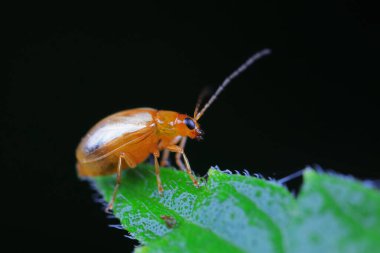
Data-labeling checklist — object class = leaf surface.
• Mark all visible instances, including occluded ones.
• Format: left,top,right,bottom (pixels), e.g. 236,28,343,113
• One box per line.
93,165,380,253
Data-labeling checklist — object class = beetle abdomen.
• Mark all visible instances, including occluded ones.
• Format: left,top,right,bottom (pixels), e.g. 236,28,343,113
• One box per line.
77,132,159,176
76,108,158,176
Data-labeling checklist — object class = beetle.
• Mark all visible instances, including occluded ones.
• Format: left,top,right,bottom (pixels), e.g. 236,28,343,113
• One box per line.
76,49,271,211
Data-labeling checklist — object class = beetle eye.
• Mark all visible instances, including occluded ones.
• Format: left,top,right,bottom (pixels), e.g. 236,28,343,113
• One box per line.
184,117,196,130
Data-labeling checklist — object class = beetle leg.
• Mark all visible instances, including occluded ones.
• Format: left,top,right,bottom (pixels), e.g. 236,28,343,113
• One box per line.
165,145,199,187
153,150,164,195
175,137,187,171
123,154,137,168
159,136,181,167
106,153,125,212
160,149,170,167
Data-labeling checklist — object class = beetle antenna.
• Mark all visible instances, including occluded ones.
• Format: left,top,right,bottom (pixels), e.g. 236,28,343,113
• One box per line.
193,87,212,118
195,48,271,120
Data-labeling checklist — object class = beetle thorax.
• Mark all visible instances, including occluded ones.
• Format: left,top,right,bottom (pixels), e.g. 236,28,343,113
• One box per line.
155,110,181,137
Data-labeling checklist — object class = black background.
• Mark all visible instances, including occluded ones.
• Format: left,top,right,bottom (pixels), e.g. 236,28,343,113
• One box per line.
2,2,379,252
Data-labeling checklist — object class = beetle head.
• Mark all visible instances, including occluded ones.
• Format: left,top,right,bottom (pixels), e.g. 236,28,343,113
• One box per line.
176,114,204,141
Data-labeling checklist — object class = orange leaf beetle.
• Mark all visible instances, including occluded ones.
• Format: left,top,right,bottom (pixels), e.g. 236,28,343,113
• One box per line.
76,49,271,211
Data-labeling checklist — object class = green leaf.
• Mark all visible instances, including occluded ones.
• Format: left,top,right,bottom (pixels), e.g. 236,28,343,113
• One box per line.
92,164,380,253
